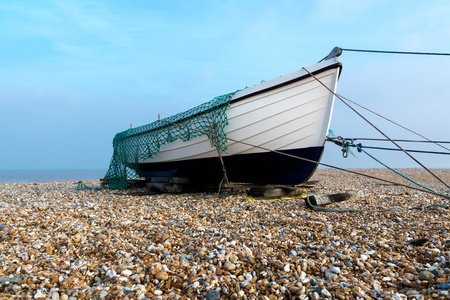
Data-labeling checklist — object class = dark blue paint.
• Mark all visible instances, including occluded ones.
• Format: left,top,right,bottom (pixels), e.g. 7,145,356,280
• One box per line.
138,146,324,185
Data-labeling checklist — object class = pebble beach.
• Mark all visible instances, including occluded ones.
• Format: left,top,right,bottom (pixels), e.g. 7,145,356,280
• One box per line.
1,168,449,300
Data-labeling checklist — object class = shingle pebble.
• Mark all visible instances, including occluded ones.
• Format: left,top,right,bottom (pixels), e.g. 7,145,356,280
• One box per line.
0,168,449,299
438,283,450,289
205,290,221,300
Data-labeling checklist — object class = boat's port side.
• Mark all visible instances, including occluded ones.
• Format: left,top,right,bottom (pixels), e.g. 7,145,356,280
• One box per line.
138,145,324,185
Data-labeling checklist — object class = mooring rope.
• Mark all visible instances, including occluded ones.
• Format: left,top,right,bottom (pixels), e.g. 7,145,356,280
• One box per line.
345,138,450,145
353,143,441,194
327,134,445,194
350,143,450,156
333,93,450,153
328,47,450,153
327,135,445,194
302,67,450,190
340,48,450,56
305,195,449,213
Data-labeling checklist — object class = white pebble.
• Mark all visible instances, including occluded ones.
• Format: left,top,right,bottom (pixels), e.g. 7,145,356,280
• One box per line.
330,266,341,274
106,270,117,278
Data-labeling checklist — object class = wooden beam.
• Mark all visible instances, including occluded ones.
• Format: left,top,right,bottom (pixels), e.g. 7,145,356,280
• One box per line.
306,191,361,208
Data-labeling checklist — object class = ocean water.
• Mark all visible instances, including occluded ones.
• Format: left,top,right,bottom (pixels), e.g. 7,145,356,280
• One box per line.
0,169,107,183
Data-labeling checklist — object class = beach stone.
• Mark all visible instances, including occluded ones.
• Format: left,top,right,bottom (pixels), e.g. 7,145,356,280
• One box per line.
1,277,13,285
301,260,308,272
419,270,434,281
353,286,362,296
330,266,341,274
247,255,256,264
428,267,442,278
391,293,407,300
46,292,60,300
224,261,236,271
274,261,284,270
439,290,450,296
95,233,107,240
17,253,28,260
437,284,450,289
386,262,397,268
205,290,221,300
321,288,332,298
155,271,169,280
51,275,59,285
289,286,301,294
404,273,415,281
8,277,22,284
405,290,420,297
34,288,47,299
240,280,248,288
401,279,411,286
325,270,338,280
371,280,382,292
122,287,132,295
11,284,22,293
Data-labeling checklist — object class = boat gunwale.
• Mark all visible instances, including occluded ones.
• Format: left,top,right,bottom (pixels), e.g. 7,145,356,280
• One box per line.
230,61,342,103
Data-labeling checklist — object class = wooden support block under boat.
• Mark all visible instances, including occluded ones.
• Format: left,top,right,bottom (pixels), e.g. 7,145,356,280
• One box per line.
146,182,183,194
145,177,190,193
149,177,189,184
306,191,362,208
247,185,309,198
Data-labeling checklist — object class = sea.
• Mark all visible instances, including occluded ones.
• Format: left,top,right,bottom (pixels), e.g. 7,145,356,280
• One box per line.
0,169,107,183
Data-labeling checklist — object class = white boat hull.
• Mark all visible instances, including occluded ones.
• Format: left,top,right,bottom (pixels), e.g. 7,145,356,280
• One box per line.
137,58,341,185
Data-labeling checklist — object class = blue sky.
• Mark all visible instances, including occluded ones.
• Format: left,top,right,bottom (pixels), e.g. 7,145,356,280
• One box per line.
1,0,449,171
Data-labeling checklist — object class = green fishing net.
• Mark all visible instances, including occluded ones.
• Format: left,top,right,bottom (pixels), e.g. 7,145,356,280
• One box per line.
104,91,238,190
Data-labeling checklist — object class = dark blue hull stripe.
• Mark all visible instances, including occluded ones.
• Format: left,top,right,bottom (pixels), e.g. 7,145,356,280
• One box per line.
138,146,324,185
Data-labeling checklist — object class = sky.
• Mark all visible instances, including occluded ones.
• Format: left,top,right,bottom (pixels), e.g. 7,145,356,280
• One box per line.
1,0,449,173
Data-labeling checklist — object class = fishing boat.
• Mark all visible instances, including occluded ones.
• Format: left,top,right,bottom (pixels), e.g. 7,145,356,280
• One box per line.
106,48,342,188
